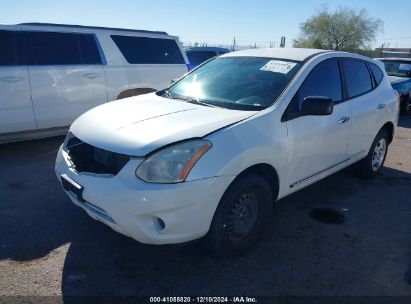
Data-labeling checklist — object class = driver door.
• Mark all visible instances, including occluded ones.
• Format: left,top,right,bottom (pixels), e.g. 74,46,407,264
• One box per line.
285,59,351,190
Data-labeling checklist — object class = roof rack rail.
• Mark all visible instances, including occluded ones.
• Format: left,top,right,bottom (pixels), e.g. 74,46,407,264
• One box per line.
19,23,168,35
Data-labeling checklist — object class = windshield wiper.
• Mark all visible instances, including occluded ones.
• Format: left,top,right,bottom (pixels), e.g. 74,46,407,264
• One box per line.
162,90,223,108
163,90,173,99
184,98,220,108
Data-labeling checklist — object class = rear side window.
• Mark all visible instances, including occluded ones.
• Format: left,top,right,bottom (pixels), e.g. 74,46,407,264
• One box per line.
295,59,342,108
342,59,373,98
369,63,384,85
0,30,28,66
186,51,217,66
76,34,103,65
30,31,81,65
111,35,185,64
29,31,102,65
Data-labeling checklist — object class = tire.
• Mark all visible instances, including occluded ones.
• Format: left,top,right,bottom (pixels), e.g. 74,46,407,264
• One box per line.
356,129,389,179
203,174,273,258
404,94,411,115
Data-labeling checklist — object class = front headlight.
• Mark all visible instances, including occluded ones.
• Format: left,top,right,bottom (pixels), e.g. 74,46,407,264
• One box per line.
136,139,212,183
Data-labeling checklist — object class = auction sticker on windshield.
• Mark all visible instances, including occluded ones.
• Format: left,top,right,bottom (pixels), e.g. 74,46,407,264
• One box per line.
260,60,297,74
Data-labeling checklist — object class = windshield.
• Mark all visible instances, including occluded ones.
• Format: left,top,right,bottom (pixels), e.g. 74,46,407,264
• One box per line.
382,60,411,78
166,57,302,110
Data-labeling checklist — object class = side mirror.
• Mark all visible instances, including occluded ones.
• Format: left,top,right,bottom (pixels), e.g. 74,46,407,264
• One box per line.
301,96,334,116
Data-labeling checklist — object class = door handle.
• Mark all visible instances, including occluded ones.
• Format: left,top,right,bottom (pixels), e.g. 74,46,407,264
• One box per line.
337,117,350,124
377,104,385,110
1,76,24,83
82,73,102,79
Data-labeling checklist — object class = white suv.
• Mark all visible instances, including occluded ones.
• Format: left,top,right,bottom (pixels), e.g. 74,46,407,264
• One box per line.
55,48,399,257
0,23,189,143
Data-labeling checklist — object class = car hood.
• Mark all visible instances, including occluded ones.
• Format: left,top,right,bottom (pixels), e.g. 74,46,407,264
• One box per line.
70,93,257,156
388,75,410,85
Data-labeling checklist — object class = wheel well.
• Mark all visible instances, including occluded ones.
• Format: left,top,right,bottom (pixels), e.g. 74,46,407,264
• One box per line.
236,164,279,201
381,122,394,144
117,88,156,100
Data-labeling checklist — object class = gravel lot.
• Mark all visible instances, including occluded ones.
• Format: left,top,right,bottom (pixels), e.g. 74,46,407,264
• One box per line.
1,116,410,300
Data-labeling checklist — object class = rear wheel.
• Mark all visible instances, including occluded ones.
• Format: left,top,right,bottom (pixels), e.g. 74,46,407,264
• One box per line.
357,129,389,178
203,174,273,258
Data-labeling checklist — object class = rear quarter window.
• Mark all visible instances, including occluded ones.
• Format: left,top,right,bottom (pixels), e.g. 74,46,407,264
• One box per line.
342,59,373,98
111,35,185,64
369,63,384,85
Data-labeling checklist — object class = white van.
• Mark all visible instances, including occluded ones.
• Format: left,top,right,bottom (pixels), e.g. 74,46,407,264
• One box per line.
0,23,189,143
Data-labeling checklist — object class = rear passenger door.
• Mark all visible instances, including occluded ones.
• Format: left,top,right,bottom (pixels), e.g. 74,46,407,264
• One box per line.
341,59,380,158
0,27,37,134
25,29,107,129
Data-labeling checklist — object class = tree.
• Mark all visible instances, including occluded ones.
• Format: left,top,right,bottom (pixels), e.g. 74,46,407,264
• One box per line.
293,7,383,50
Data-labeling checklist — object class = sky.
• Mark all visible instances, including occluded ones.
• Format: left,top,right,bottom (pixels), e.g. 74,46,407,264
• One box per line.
1,0,411,48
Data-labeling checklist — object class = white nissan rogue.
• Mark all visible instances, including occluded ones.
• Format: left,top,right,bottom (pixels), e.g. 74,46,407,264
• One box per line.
55,48,399,257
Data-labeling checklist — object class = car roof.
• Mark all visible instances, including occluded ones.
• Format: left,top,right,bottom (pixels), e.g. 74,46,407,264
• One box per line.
221,48,331,62
185,47,230,53
376,57,411,62
17,22,168,35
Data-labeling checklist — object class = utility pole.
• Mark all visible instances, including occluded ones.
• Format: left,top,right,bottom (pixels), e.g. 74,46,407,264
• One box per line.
232,37,237,51
280,36,286,48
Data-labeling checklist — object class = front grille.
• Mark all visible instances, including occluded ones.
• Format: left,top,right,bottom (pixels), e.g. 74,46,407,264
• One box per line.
65,134,130,175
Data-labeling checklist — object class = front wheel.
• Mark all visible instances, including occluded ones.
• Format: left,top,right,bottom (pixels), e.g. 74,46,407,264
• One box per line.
356,129,389,178
203,174,273,258
403,94,411,115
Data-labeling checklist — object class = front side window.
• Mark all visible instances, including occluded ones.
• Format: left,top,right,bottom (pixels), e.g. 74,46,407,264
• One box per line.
166,57,302,110
381,60,411,78
0,30,28,66
292,59,342,112
111,35,185,64
186,51,217,66
29,31,102,65
342,59,373,98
